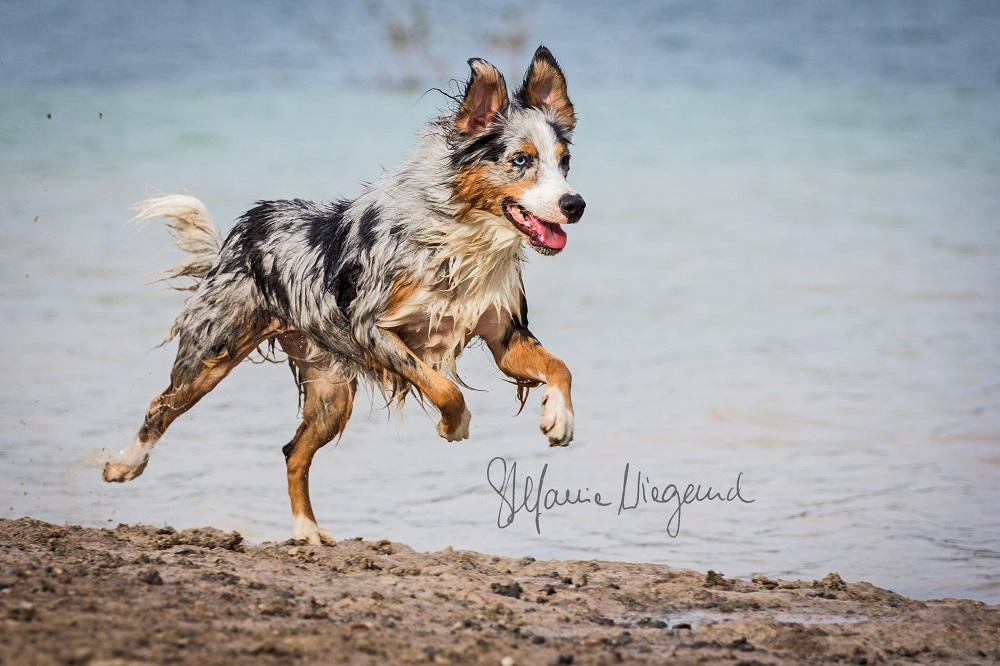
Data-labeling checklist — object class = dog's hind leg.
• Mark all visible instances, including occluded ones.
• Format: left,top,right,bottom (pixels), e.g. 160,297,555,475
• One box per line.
103,316,286,483
279,332,356,545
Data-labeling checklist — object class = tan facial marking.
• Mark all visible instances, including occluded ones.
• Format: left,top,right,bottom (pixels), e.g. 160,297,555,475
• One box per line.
516,141,539,160
452,164,537,223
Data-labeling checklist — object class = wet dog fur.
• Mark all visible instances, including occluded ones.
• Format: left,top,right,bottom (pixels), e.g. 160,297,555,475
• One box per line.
103,46,586,545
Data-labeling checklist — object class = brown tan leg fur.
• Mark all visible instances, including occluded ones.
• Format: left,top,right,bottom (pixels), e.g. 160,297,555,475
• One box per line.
103,317,287,483
487,326,574,447
279,332,356,545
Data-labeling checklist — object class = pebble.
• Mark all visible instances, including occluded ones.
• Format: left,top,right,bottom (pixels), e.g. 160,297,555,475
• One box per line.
138,568,163,586
8,601,35,622
500,657,516,666
490,582,523,599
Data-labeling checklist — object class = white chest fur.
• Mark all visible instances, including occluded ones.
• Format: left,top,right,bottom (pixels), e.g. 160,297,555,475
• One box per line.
381,216,525,375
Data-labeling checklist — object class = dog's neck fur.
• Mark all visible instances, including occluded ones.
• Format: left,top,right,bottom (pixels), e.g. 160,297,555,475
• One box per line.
374,119,526,373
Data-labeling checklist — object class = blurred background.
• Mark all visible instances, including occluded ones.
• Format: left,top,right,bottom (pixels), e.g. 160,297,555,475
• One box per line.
2,0,999,603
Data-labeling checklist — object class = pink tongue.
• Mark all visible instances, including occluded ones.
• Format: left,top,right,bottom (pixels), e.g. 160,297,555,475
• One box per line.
535,220,567,249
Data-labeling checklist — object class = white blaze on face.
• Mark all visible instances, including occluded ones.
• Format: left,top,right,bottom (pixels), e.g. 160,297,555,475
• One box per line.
514,114,578,225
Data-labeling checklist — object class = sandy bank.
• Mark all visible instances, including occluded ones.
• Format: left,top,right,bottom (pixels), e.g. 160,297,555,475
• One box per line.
1,518,997,665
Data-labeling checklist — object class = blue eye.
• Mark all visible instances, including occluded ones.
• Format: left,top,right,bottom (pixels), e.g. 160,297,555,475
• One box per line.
512,154,529,167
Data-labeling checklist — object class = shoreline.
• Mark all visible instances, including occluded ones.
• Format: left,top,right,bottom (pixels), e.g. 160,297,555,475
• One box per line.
1,517,997,665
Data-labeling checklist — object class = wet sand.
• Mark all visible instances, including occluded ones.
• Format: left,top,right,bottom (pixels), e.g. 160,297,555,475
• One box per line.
1,517,997,665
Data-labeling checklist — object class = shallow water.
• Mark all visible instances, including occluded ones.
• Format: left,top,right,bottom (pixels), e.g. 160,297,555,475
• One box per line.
2,2,999,604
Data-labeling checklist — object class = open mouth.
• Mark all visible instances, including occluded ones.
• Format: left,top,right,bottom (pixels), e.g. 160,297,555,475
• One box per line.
502,201,567,255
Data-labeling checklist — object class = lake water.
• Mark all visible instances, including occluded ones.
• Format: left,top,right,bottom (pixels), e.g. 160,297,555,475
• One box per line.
2,1,999,604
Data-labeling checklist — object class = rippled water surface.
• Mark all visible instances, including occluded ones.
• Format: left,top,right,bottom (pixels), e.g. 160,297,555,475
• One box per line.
2,1,999,603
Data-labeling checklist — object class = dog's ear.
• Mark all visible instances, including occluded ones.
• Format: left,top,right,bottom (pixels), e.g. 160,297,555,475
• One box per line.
514,46,575,133
456,59,509,135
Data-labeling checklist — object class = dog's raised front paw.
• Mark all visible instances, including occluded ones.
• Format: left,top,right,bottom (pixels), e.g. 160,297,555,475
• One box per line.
436,406,471,442
540,388,574,447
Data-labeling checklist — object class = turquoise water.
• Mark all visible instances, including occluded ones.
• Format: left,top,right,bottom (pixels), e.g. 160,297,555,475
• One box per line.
2,2,999,603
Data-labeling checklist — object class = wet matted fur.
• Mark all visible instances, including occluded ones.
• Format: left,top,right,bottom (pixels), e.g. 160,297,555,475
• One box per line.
104,46,587,545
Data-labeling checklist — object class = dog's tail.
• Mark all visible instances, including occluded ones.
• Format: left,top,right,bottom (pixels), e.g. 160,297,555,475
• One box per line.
133,193,223,291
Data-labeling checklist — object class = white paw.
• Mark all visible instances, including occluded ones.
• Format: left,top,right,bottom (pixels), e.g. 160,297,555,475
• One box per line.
293,515,336,546
436,406,471,442
540,388,573,447
102,440,153,482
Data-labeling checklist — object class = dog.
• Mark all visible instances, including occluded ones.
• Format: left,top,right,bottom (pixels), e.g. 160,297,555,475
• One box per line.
103,46,585,545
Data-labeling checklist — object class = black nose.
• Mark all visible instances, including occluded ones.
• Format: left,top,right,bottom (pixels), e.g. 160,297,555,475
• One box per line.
559,193,586,223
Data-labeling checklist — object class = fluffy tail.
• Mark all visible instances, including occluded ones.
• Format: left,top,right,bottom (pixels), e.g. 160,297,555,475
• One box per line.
134,193,224,344
133,193,223,291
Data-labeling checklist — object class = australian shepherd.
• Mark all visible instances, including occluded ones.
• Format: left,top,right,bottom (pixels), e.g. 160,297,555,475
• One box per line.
103,46,586,545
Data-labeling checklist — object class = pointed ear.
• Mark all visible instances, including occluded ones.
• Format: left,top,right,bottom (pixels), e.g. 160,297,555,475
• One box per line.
515,46,575,133
455,58,509,135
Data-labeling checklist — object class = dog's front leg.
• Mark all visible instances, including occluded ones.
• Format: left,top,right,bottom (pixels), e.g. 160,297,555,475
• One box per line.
483,321,574,447
356,326,471,441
